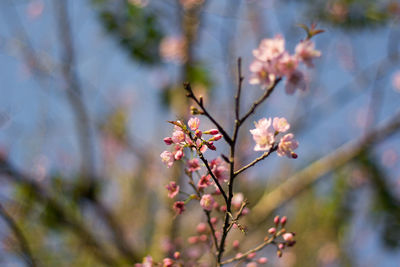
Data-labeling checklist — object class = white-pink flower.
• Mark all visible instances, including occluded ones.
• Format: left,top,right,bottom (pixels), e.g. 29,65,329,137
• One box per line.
160,151,174,168
285,70,307,94
253,35,285,62
250,118,275,151
277,52,299,76
295,40,321,68
277,133,298,158
188,117,200,131
232,193,244,209
187,158,201,172
273,117,290,133
249,60,276,89
165,181,180,198
200,194,214,211
210,158,229,182
171,129,185,143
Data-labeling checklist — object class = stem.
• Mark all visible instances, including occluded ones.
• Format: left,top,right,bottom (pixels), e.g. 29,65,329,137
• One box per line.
234,145,278,177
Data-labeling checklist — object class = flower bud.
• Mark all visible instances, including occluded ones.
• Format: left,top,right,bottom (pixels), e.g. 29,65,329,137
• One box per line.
280,216,287,226
195,130,202,138
209,134,222,141
210,217,218,224
274,215,280,225
199,234,208,242
278,243,285,250
188,236,198,244
247,252,256,259
282,233,294,242
232,240,240,249
174,150,183,160
268,227,276,235
164,137,173,145
258,257,268,264
291,152,298,159
204,129,219,135
173,251,180,259
196,223,207,233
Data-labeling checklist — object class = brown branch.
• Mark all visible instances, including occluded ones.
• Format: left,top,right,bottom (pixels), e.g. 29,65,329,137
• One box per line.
234,145,278,177
0,203,37,267
249,110,400,224
184,83,233,145
239,78,282,124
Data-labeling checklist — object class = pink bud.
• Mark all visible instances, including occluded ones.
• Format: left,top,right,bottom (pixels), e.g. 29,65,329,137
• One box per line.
195,130,202,138
241,207,249,215
188,236,199,244
280,216,287,226
274,215,280,225
235,253,243,258
220,205,227,212
208,144,216,150
199,234,207,242
210,217,218,224
173,251,180,259
278,243,285,250
210,134,222,141
205,129,219,135
258,257,268,264
232,240,240,249
282,233,294,242
196,223,207,233
268,227,276,235
291,152,298,159
174,150,183,160
247,252,256,259
163,137,173,145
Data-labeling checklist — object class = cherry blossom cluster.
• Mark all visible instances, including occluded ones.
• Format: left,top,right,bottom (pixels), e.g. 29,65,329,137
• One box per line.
160,117,222,168
250,117,298,158
249,35,321,94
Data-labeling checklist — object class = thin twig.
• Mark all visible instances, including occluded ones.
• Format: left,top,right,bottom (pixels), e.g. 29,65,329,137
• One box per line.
184,83,233,145
0,203,37,267
234,145,278,177
239,78,282,124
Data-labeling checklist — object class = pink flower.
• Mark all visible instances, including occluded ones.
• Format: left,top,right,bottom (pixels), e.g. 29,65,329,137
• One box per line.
159,36,187,64
165,181,180,198
187,158,201,172
196,139,207,153
273,117,290,133
277,133,298,158
285,70,307,94
204,129,219,135
160,151,174,168
171,129,185,143
250,118,275,151
173,145,184,160
197,174,212,189
210,158,229,182
253,35,285,62
173,201,185,214
277,52,298,76
295,40,321,67
162,258,174,267
249,60,276,89
188,117,200,131
258,257,268,264
200,194,215,211
232,193,244,209
196,222,207,233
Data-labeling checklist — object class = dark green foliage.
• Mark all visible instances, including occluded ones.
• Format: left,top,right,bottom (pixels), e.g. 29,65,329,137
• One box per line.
93,0,164,65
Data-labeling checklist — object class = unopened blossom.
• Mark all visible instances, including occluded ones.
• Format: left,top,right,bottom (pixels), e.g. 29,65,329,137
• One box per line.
187,158,201,172
171,129,185,143
268,227,276,234
273,117,290,133
160,151,174,168
173,251,180,259
197,174,212,189
210,158,229,182
258,257,268,264
282,232,294,242
250,118,275,151
277,133,299,158
232,193,244,209
295,40,321,67
280,216,287,225
247,252,257,259
204,129,219,135
200,194,215,211
233,240,240,249
188,117,200,131
196,139,207,153
285,70,307,94
188,236,199,244
253,35,285,61
165,181,180,198
173,201,185,214
159,36,187,63
196,223,207,233
163,137,173,145
249,60,276,89
174,149,184,160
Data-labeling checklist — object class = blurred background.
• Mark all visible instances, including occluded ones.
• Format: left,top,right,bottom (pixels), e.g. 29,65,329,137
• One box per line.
0,0,399,266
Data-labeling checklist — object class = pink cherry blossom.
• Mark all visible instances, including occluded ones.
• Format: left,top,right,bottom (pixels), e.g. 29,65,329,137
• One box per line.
277,52,299,76
253,35,285,62
282,232,294,242
163,137,173,145
210,158,229,182
285,70,307,94
249,60,276,89
273,117,290,133
188,117,200,131
200,194,214,211
165,181,180,198
162,258,174,267
173,201,185,214
232,193,244,209
171,129,185,143
197,174,212,189
277,133,299,158
160,151,174,168
258,257,268,264
187,158,201,172
250,118,275,151
295,40,321,67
